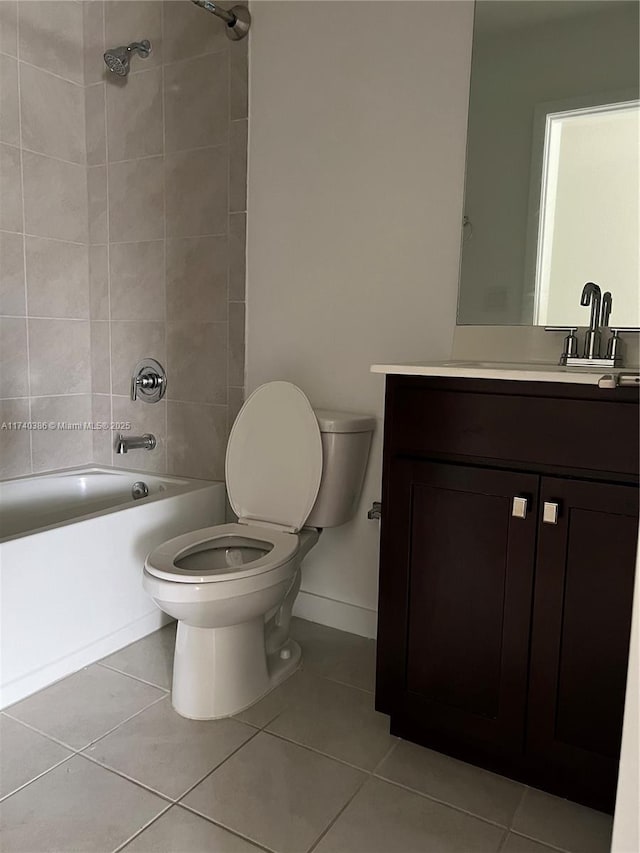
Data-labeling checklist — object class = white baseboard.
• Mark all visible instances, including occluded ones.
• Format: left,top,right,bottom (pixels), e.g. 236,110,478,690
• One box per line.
293,590,377,639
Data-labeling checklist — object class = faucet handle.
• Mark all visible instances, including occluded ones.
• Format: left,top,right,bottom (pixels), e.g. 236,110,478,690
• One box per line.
544,327,579,365
601,292,612,327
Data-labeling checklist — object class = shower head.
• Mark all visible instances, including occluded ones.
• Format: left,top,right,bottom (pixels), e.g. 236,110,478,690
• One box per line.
191,1,250,41
104,40,151,77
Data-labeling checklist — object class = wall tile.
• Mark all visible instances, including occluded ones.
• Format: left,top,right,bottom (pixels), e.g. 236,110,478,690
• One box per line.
23,152,88,243
165,146,227,237
0,317,28,397
90,321,110,393
110,320,165,396
0,143,23,233
228,213,246,301
88,165,108,243
91,393,112,465
108,156,164,242
112,394,167,473
167,321,227,404
25,237,89,319
0,231,26,316
0,398,31,478
89,245,109,320
162,1,227,64
31,394,93,472
18,1,84,84
28,318,91,396
20,64,85,164
85,84,106,166
0,1,18,57
228,385,244,433
230,39,248,121
105,1,162,70
164,53,228,153
166,235,227,323
229,119,247,212
0,55,19,147
167,400,226,480
106,69,163,161
228,301,245,387
83,0,105,86
109,240,165,321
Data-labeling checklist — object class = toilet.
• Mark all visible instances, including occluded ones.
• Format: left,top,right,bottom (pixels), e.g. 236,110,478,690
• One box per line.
143,381,375,720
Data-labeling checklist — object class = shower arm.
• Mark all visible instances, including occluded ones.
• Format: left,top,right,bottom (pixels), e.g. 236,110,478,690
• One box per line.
191,0,236,25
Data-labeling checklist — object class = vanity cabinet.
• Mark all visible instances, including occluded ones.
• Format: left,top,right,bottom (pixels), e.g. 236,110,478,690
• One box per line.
376,375,639,813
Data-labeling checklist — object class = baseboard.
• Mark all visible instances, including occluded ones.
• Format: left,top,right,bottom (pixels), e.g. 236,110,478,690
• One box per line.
293,590,377,639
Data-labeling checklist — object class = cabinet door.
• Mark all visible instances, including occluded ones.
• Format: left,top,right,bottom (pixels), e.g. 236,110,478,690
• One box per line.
527,477,639,812
387,460,538,762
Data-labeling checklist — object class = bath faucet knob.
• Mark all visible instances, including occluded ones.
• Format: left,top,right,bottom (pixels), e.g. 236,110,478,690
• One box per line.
131,358,167,403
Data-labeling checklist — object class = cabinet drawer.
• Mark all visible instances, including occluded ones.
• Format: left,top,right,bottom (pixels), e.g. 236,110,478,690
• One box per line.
391,383,639,477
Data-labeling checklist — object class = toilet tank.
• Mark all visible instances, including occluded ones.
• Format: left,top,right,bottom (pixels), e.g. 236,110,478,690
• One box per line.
305,410,376,528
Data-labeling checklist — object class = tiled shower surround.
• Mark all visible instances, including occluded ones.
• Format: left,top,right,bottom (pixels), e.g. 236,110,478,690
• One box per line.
0,0,247,480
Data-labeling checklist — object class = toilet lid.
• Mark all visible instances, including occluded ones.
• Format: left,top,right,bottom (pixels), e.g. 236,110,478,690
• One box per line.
226,382,323,533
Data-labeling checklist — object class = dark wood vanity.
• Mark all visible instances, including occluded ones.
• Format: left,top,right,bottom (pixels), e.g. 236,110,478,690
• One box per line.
375,374,639,813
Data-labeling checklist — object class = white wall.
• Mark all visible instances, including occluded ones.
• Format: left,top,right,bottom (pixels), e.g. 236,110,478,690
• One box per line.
247,1,473,636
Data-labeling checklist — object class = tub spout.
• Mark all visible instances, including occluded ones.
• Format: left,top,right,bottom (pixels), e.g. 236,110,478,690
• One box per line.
116,433,156,454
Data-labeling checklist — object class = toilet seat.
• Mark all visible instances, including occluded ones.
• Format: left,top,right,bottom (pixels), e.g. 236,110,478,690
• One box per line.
144,523,299,584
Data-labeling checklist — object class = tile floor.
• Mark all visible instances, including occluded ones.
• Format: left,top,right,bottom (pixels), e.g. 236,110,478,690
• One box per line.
0,618,613,853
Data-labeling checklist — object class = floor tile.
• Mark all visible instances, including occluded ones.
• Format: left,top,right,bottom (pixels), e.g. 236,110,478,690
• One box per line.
291,617,376,692
182,731,364,853
0,714,72,799
376,739,524,826
511,788,613,853
314,777,506,853
101,622,176,689
84,697,256,799
501,834,561,853
0,755,167,853
6,665,165,749
123,805,265,852
266,671,396,769
234,667,307,729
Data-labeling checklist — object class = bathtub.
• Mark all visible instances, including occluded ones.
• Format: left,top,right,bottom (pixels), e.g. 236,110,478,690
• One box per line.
0,466,225,709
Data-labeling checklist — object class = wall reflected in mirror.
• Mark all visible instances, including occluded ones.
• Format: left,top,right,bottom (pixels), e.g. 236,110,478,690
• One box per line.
457,1,639,326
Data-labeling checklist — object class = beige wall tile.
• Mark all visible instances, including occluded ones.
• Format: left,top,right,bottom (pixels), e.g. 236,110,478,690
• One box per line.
164,53,228,154
105,1,162,70
228,213,246,301
109,240,165,321
0,317,28,397
230,39,248,121
89,245,109,320
166,236,227,324
31,394,93,472
110,320,165,396
0,55,19,147
162,1,227,64
85,84,106,166
20,64,85,164
228,301,245,387
28,318,91,396
0,1,18,57
229,119,247,213
165,146,227,237
106,69,163,161
111,394,166,473
91,393,112,465
88,165,108,243
167,321,227,404
0,231,26,316
90,321,110,393
0,398,31,478
25,237,89,319
18,1,84,84
167,400,226,480
83,0,105,86
108,156,164,242
23,152,88,243
0,143,23,233
228,385,244,433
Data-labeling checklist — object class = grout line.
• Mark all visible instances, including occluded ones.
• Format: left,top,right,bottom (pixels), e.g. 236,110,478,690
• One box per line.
96,661,171,694
160,4,169,475
111,801,174,853
178,801,279,853
15,55,84,88
260,727,387,777
101,0,114,470
80,751,177,805
20,144,85,170
0,752,77,804
1,711,85,752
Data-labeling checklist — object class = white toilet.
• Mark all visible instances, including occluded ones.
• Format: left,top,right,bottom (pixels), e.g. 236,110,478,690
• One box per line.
143,381,374,719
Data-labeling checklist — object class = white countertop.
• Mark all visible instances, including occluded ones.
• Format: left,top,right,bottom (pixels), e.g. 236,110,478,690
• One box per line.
370,360,634,386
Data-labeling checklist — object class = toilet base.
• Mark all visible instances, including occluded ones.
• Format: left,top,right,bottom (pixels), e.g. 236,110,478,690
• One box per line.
171,618,301,720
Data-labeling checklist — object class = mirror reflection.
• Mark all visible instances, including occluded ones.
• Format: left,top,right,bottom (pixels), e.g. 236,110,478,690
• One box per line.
457,1,639,327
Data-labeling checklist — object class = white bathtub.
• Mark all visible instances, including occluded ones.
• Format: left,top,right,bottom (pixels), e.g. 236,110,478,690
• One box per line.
0,466,225,708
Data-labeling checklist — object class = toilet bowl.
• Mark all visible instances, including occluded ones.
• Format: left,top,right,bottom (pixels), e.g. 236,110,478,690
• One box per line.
144,381,374,719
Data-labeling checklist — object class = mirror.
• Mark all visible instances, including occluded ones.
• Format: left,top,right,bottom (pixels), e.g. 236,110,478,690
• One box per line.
457,1,639,327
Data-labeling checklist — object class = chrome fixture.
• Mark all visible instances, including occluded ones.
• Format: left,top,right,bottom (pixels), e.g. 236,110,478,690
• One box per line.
543,502,559,525
116,434,156,454
131,358,167,403
580,282,602,360
104,41,151,77
367,501,382,520
511,497,528,519
191,1,251,40
132,481,149,500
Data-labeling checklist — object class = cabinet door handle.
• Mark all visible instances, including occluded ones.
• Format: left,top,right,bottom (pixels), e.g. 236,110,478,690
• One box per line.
543,501,559,524
512,496,528,519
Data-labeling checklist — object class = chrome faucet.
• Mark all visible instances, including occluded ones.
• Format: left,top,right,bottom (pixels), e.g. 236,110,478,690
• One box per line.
580,282,602,359
115,433,156,454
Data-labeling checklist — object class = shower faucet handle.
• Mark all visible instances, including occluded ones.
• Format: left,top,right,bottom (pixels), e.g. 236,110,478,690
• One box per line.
131,358,167,403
